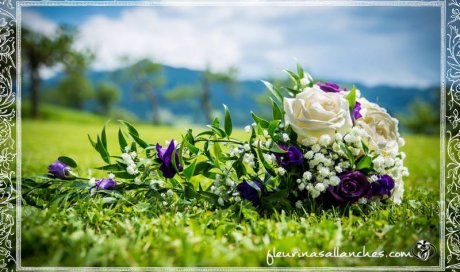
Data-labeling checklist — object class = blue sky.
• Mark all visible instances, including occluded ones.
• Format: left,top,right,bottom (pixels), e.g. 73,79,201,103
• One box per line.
22,5,441,88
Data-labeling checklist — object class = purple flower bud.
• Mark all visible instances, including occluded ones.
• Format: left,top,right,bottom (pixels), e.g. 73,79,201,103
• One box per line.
353,101,362,120
237,180,263,205
274,145,303,167
156,140,183,178
48,161,72,179
325,171,371,205
96,178,117,190
370,175,395,198
316,82,344,93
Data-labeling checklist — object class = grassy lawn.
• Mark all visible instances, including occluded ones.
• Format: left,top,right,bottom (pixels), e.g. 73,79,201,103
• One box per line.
20,114,441,267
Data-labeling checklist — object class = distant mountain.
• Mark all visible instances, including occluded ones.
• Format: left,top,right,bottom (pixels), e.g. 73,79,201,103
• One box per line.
32,64,438,127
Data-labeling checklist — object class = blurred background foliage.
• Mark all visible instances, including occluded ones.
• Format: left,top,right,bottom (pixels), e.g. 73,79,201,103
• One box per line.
20,24,443,135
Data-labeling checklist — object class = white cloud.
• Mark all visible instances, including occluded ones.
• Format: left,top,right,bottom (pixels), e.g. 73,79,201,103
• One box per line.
21,10,58,36
22,6,440,88
77,7,254,72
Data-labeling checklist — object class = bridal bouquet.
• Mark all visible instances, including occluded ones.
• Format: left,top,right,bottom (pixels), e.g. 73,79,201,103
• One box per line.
47,66,408,210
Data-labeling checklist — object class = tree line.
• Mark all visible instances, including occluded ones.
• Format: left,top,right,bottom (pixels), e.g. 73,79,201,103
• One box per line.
21,25,237,125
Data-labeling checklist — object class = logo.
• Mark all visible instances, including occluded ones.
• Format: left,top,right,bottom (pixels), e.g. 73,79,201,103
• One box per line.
411,240,436,261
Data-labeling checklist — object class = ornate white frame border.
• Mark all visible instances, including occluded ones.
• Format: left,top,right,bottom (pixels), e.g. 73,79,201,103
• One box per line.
0,0,16,271
446,0,460,270
0,0,455,271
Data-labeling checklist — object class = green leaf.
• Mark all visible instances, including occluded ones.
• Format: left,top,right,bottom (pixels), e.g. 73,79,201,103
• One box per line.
250,147,260,173
198,190,219,202
96,135,111,164
112,171,135,179
285,125,298,143
256,144,276,176
88,134,97,149
232,155,247,179
340,143,355,167
212,117,220,128
196,130,214,138
119,120,148,148
296,63,305,79
118,129,128,152
346,85,357,110
178,141,186,170
96,163,124,171
194,161,214,175
169,178,183,189
203,141,213,163
268,120,281,136
130,142,137,152
223,104,233,137
119,120,139,137
213,142,223,163
249,126,256,144
183,182,197,199
269,145,287,154
170,145,181,175
251,111,270,129
284,69,299,82
356,155,373,170
270,98,283,120
130,132,149,149
184,159,197,180
184,139,199,155
206,125,227,138
101,121,109,150
184,129,195,145
58,156,77,168
261,80,283,103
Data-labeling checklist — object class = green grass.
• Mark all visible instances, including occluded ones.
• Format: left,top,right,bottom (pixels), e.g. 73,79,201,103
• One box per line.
21,120,185,176
21,102,110,124
20,111,441,267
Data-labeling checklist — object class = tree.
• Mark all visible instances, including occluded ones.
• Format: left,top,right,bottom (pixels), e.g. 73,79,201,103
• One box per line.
201,67,238,124
116,59,165,124
54,49,95,110
95,82,121,115
399,98,440,135
166,66,237,124
54,73,94,110
21,26,75,118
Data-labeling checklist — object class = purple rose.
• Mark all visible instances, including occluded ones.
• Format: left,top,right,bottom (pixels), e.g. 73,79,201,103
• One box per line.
370,175,395,198
326,171,371,205
353,101,362,120
316,82,344,93
156,140,183,178
96,178,117,190
48,161,72,179
274,145,303,167
237,180,263,205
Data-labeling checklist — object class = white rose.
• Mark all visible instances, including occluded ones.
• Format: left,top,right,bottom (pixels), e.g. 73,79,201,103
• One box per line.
283,86,353,143
356,98,400,154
